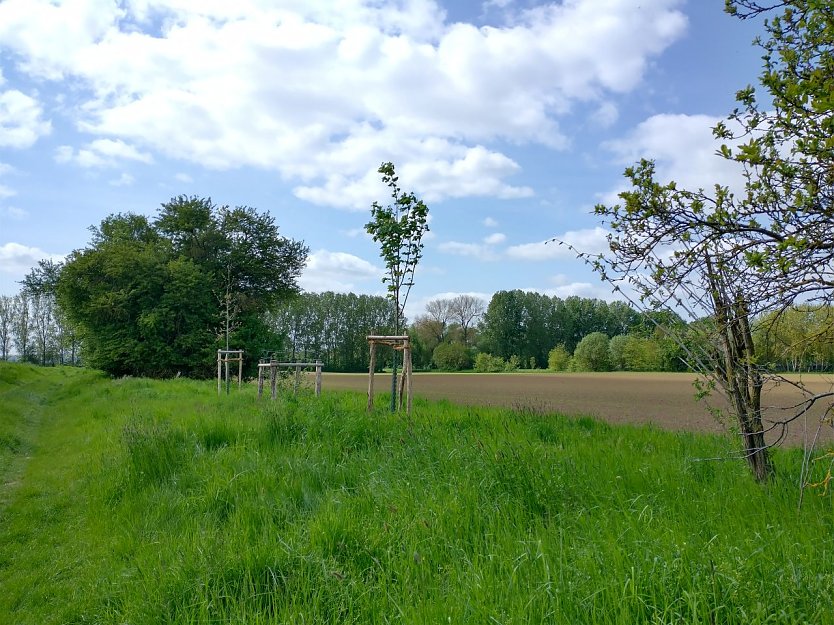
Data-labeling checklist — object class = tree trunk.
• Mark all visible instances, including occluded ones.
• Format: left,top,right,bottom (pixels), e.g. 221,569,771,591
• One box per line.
706,255,774,483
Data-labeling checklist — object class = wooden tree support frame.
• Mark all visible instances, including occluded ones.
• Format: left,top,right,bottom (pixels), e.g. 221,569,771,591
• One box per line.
257,360,323,400
217,349,244,395
367,335,413,415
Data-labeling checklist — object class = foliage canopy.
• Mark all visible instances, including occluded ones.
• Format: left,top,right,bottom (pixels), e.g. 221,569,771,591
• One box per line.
57,196,307,377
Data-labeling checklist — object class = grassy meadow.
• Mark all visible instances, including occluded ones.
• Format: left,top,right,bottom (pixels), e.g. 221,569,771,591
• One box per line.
1,362,833,624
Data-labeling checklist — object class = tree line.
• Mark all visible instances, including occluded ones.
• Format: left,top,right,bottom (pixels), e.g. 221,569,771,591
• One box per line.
0,261,81,366
6,270,833,377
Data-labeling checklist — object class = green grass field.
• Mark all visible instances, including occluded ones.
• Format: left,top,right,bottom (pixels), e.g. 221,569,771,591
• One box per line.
1,362,832,624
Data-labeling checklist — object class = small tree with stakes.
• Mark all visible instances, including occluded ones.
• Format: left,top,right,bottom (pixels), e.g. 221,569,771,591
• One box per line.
366,162,430,412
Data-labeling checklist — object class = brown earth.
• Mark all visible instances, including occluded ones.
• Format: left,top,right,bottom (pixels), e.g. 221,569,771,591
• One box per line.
322,371,834,447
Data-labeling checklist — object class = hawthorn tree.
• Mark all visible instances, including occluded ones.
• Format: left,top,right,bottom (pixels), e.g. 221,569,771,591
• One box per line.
366,162,430,410
583,1,834,482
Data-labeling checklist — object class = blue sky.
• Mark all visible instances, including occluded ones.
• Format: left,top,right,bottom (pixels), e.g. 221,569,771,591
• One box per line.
0,0,765,319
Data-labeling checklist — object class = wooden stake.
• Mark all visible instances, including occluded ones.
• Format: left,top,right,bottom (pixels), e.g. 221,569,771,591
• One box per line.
367,343,376,411
405,345,413,416
257,363,264,399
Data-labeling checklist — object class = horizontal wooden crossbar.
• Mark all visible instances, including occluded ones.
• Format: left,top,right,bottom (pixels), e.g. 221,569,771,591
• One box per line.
258,362,322,368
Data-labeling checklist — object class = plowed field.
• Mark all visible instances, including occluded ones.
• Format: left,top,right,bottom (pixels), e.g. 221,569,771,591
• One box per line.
323,371,834,447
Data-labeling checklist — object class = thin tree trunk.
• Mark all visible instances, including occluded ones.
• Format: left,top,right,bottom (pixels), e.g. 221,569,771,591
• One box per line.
706,255,773,482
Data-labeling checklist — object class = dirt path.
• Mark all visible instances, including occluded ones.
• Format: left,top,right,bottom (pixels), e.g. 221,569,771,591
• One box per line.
323,371,834,447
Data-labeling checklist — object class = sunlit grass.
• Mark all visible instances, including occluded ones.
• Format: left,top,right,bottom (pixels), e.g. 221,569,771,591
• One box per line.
0,362,832,624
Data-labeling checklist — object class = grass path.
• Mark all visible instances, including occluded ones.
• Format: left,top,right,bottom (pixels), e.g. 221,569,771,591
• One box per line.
1,363,833,624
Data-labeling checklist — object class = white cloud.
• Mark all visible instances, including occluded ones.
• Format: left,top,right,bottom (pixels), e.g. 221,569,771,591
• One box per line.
110,172,135,186
174,172,193,183
591,101,618,128
0,242,63,275
0,89,51,148
600,113,747,205
0,184,15,199
56,139,153,168
343,227,369,239
294,138,533,210
506,226,610,260
483,232,506,245
0,0,687,206
1,206,28,220
437,240,496,260
299,249,382,292
525,280,618,301
483,216,498,228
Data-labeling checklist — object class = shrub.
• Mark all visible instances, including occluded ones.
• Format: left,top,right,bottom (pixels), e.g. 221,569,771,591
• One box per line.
573,332,611,371
609,334,664,371
608,334,630,370
473,353,506,372
547,344,571,371
432,342,472,371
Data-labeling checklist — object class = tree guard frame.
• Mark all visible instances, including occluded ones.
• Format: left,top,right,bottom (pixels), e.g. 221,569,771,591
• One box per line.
367,335,413,415
217,349,244,395
257,358,323,400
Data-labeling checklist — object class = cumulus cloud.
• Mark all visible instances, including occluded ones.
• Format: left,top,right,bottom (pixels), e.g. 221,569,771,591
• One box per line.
506,226,609,260
483,216,498,228
600,113,747,205
299,249,382,292
56,139,153,168
437,241,494,260
521,274,620,301
0,242,63,275
0,89,51,148
0,0,687,207
483,232,506,245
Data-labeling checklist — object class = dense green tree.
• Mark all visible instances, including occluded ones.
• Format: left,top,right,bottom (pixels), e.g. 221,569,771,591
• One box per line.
608,334,631,371
480,291,644,367
269,292,395,372
608,334,664,372
432,342,472,371
754,306,834,372
57,199,306,378
547,344,571,372
473,352,509,373
410,315,447,364
572,332,611,372
479,290,526,363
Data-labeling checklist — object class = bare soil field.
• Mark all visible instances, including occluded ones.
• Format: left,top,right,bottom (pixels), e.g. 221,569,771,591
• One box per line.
322,371,834,447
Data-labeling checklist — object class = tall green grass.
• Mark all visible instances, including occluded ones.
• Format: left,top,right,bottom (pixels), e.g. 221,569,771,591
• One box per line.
0,362,832,624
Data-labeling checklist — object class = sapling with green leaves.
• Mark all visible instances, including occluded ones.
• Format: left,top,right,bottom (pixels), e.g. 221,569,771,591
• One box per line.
366,162,430,410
